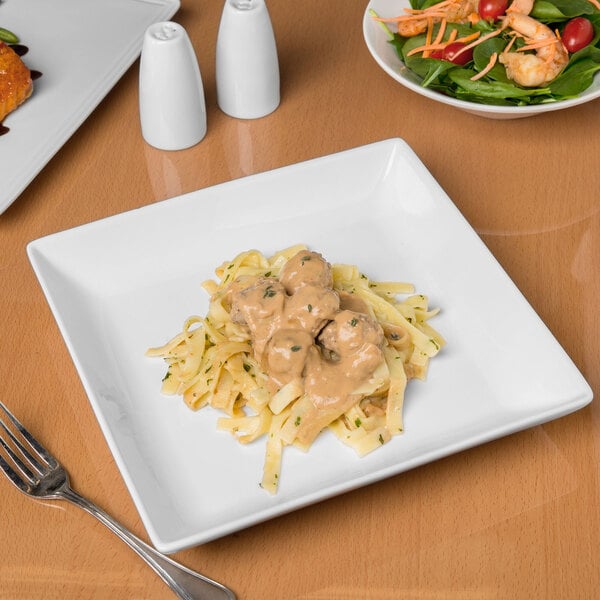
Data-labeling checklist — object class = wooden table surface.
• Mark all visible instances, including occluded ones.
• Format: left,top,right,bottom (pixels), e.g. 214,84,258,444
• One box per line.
2,1,599,598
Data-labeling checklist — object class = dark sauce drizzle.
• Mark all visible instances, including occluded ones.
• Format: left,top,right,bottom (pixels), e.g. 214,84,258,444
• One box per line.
10,43,27,56
0,44,43,136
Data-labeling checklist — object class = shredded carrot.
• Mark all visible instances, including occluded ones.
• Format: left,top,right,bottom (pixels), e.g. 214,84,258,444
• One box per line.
418,0,456,12
555,28,568,53
423,16,435,57
433,18,448,46
400,11,446,21
452,28,503,60
373,11,445,23
426,17,434,43
447,29,459,43
504,33,517,53
372,0,458,23
405,1,456,14
467,12,480,25
406,42,447,57
518,38,558,52
405,22,474,58
455,31,482,44
470,52,498,80
588,0,600,10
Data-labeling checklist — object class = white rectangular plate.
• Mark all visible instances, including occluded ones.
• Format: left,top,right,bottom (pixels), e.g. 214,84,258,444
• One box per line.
0,0,180,215
27,138,592,554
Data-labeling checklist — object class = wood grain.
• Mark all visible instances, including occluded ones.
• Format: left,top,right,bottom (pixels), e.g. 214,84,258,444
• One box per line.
1,2,599,598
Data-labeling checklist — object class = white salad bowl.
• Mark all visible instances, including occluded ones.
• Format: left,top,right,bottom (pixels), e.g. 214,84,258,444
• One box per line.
363,0,600,119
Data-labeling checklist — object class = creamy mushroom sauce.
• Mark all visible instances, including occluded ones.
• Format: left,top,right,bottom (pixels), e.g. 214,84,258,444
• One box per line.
227,250,386,413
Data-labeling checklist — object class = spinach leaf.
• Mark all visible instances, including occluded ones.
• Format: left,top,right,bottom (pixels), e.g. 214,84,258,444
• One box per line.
452,89,529,105
472,38,511,83
549,57,600,96
411,0,441,10
532,0,596,21
448,69,551,99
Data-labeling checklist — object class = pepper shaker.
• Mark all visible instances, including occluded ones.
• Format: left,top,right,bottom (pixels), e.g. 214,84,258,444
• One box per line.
139,22,207,150
216,0,280,119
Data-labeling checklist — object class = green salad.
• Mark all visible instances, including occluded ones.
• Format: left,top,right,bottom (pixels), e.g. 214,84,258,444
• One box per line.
372,0,600,105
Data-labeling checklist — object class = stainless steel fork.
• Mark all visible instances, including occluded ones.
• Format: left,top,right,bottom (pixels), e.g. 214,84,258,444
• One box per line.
0,400,236,600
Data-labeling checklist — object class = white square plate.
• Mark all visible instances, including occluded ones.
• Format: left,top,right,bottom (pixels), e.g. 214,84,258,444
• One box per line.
0,0,180,215
27,138,592,553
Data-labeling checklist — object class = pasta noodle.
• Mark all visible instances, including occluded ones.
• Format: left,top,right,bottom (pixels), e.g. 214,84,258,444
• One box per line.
146,245,444,493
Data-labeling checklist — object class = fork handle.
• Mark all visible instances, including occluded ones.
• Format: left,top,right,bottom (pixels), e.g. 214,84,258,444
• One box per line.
60,487,236,600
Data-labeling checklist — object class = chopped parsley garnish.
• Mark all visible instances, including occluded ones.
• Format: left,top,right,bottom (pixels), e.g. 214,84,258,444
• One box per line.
291,345,302,352
349,318,358,327
263,285,277,298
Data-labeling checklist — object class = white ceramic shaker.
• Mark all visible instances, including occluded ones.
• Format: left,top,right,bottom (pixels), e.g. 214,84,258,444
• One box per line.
215,0,280,119
139,22,207,150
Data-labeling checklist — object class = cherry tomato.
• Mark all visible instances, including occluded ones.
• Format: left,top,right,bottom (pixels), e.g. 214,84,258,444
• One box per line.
431,42,474,65
562,17,594,53
478,0,509,21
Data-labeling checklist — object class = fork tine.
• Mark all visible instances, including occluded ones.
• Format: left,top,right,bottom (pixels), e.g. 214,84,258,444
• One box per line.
0,448,31,492
0,414,42,481
0,401,58,470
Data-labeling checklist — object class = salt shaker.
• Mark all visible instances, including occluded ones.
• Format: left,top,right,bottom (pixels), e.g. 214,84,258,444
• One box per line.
139,22,207,150
215,0,280,119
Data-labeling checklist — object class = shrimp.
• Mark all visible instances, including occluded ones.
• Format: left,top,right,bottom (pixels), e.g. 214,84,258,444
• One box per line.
375,0,479,38
506,0,534,15
499,12,568,87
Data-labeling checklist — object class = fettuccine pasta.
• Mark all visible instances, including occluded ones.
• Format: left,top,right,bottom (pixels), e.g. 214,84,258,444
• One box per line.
146,245,444,493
